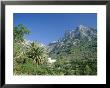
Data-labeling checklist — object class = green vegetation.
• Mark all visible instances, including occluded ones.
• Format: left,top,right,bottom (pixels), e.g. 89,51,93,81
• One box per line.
14,24,97,75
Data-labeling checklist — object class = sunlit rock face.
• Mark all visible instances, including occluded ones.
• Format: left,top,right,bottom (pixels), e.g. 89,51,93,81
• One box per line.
48,57,56,63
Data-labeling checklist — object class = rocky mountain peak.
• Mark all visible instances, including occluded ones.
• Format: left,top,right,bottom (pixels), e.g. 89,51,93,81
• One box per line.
48,25,97,57
78,25,88,29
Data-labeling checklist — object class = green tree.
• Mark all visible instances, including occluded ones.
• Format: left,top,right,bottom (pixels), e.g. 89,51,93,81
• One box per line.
84,65,92,75
14,24,30,43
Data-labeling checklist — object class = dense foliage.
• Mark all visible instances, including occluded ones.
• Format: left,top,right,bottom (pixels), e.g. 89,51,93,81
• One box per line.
14,24,97,75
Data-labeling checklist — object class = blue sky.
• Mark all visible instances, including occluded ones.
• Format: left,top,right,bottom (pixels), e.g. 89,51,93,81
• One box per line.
13,13,97,45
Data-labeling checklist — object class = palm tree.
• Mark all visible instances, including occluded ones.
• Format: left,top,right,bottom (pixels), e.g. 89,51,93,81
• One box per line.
27,42,48,65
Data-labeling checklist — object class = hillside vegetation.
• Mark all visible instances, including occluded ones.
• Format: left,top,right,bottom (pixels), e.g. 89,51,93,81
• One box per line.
14,24,97,75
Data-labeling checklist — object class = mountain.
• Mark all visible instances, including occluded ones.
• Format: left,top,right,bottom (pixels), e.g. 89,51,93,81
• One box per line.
48,25,97,60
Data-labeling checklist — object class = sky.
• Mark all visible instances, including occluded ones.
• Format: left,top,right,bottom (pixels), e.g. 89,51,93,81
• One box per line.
13,13,97,45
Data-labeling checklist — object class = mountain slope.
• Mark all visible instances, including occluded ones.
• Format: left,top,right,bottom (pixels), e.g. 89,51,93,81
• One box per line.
48,25,97,60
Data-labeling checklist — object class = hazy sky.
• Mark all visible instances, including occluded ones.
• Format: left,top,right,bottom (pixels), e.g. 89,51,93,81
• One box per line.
13,13,97,45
